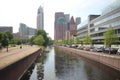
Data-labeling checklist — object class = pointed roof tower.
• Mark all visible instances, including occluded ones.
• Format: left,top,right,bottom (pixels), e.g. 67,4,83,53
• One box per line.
69,16,76,25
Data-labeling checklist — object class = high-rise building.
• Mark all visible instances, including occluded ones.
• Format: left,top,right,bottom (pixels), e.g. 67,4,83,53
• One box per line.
69,16,77,31
54,12,68,40
54,12,79,40
19,23,36,38
66,16,77,40
76,17,81,25
37,6,44,30
19,23,28,38
55,12,67,40
0,26,13,33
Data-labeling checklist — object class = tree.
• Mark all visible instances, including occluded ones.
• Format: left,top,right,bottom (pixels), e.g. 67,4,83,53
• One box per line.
48,37,53,45
5,31,13,44
1,32,9,52
83,33,92,45
33,35,45,46
0,32,2,43
104,26,118,47
30,36,35,45
68,38,73,45
0,33,2,50
75,37,80,44
36,30,49,46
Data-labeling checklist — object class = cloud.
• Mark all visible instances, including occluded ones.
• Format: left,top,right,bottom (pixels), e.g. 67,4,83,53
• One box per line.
0,0,116,39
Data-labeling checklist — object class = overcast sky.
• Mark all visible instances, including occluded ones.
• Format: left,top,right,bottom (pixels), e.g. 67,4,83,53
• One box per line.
0,0,115,39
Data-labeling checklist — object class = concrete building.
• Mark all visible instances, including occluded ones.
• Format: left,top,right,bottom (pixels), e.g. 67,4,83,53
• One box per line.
54,12,80,41
19,23,36,38
76,17,81,25
37,6,44,30
0,26,13,33
54,12,68,40
77,20,88,40
19,23,28,38
67,16,77,40
77,0,120,46
27,27,36,38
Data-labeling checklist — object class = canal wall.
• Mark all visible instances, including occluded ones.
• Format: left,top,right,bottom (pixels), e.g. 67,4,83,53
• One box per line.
57,46,120,71
0,48,42,80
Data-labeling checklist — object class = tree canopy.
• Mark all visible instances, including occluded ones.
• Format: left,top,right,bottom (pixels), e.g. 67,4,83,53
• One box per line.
75,37,80,44
33,35,45,46
83,33,92,45
35,30,49,46
104,26,118,47
5,31,13,41
68,38,73,45
30,29,52,47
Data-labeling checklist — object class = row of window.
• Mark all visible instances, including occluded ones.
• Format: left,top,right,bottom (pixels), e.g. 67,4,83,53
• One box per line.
102,0,120,15
91,29,120,38
77,20,88,29
90,20,120,32
94,11,120,26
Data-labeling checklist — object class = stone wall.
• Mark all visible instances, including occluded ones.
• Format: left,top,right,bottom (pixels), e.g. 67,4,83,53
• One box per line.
0,49,42,80
57,46,120,71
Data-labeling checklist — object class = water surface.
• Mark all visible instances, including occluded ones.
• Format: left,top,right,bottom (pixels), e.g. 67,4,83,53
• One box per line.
21,47,120,80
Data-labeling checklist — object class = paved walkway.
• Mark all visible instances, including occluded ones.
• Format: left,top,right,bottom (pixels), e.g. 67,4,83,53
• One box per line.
0,45,40,70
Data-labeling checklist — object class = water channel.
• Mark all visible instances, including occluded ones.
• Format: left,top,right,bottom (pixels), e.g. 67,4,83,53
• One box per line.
20,47,120,80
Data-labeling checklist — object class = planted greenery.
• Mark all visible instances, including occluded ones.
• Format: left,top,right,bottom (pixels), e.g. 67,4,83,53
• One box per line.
83,33,92,45
104,26,118,47
30,29,52,47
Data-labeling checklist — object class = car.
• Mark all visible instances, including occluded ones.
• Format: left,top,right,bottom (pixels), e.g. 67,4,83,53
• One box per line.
117,48,120,55
78,46,85,50
93,47,103,52
70,44,78,48
83,47,90,51
103,47,118,54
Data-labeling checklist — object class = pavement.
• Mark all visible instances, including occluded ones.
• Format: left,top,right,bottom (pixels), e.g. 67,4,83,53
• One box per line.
0,45,40,70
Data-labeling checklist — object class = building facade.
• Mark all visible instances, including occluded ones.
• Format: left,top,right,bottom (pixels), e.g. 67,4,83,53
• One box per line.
54,12,68,40
19,23,36,38
37,6,44,30
76,17,81,25
77,0,120,45
0,26,13,33
67,16,77,39
54,12,80,41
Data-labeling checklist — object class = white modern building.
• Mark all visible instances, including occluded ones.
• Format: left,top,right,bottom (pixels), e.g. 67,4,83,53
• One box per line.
37,6,44,30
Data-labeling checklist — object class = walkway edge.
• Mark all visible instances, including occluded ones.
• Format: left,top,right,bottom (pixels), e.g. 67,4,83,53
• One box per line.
57,46,120,71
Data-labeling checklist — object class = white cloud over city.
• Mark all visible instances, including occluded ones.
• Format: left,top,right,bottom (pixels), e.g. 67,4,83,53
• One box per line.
0,0,115,39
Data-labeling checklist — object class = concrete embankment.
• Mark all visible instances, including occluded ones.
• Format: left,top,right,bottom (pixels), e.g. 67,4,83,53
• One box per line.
0,46,42,80
57,46,120,71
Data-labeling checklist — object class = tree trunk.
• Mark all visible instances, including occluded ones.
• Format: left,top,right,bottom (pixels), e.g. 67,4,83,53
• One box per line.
7,46,8,52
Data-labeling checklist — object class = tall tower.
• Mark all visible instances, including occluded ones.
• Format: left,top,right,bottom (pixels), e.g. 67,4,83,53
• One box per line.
54,12,68,40
37,6,44,30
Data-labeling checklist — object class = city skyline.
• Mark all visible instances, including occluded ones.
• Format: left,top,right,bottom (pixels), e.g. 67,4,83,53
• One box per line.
0,0,115,39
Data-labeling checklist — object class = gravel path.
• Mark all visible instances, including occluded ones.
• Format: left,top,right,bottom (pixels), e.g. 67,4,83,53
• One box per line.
0,45,40,70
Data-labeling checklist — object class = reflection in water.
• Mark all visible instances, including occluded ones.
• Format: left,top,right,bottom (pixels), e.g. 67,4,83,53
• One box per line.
55,48,88,80
21,47,120,80
43,47,56,80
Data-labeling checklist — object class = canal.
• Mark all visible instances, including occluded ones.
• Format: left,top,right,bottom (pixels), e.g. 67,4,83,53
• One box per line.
20,47,120,80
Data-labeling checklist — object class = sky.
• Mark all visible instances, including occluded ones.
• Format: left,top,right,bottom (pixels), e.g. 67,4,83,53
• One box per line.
0,0,115,39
